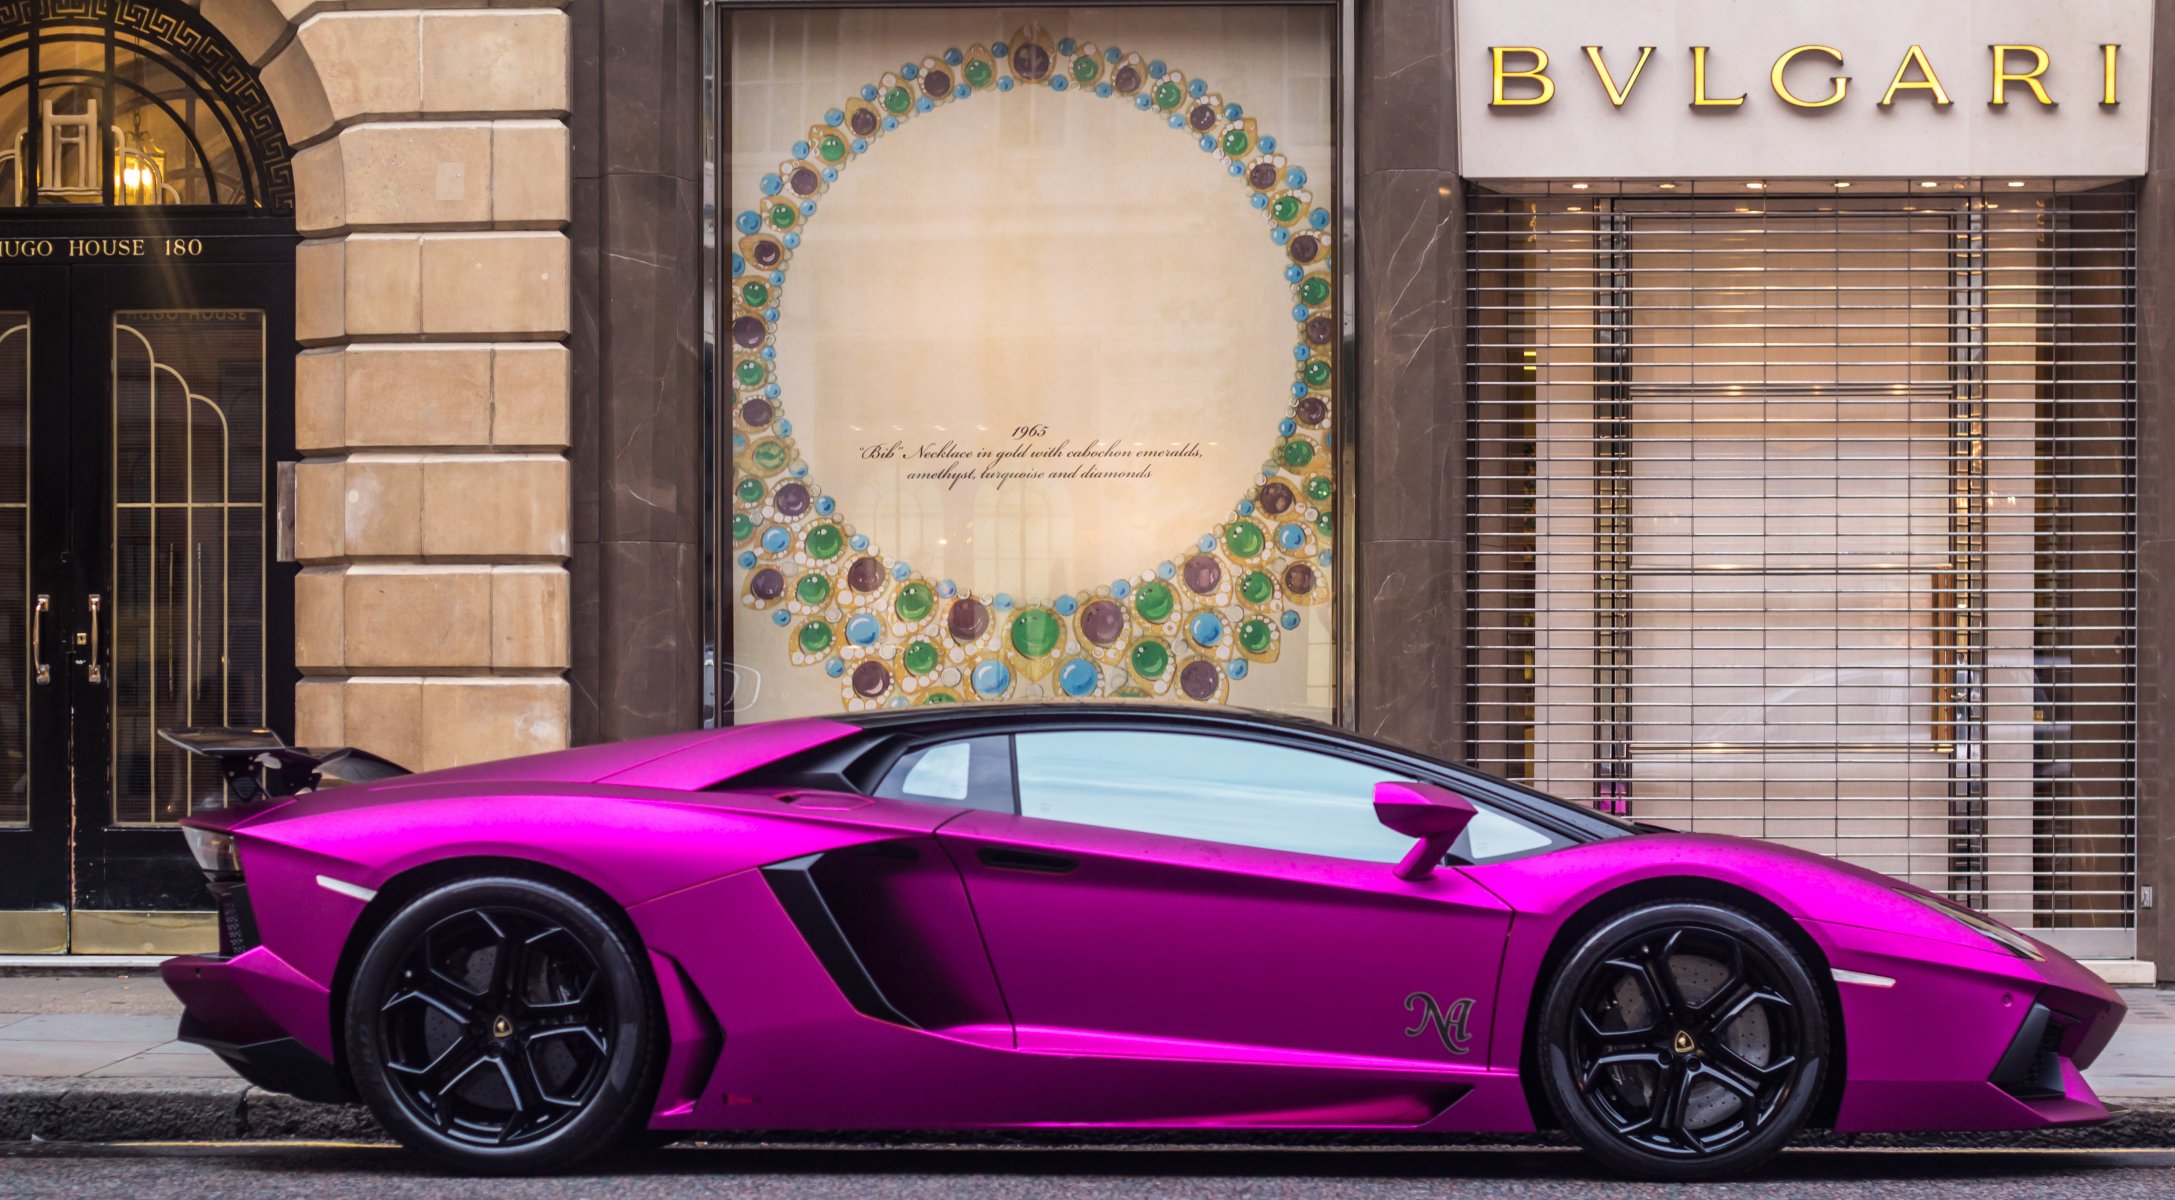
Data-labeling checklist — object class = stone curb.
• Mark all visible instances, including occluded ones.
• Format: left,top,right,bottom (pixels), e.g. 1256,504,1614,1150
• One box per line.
0,1084,2170,1148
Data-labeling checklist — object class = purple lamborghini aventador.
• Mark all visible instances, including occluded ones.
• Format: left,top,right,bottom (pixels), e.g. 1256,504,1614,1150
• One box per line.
158,706,2124,1180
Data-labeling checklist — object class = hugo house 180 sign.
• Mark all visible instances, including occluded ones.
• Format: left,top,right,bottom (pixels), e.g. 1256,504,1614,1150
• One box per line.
1455,0,2153,179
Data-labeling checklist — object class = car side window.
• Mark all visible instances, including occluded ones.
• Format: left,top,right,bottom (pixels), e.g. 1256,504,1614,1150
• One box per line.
1012,730,1419,862
1011,729,1567,864
873,735,1013,813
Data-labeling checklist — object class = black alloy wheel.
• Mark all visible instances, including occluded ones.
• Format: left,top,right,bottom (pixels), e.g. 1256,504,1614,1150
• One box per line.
346,876,663,1174
1535,901,1829,1181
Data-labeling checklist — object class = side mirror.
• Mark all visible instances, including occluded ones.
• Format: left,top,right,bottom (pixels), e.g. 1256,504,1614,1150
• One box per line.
1374,781,1478,881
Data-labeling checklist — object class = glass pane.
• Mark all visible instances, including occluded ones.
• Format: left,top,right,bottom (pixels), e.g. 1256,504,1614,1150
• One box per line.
1013,730,1413,862
725,7,1338,720
111,310,265,825
0,311,24,826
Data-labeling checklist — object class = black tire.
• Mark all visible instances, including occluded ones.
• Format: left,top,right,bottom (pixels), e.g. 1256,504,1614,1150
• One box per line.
345,875,664,1175
1535,901,1829,1181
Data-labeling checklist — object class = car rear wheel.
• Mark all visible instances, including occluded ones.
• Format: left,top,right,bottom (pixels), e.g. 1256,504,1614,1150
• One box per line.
345,876,663,1174
1535,901,1829,1181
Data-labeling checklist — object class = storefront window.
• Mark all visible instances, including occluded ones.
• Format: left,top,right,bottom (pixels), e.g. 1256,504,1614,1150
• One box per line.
720,6,1337,720
1467,189,2136,953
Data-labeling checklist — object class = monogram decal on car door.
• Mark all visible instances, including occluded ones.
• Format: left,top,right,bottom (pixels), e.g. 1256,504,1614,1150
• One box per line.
1404,991,1476,1054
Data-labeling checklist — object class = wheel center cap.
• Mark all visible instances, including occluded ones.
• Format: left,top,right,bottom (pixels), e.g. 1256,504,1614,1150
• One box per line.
491,1015,514,1039
1672,1030,1697,1055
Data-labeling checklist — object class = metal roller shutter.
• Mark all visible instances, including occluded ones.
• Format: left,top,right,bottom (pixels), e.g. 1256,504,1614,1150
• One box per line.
1466,190,2135,957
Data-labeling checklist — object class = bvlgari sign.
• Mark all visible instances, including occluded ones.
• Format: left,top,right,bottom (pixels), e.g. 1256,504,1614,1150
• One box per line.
1455,0,2154,179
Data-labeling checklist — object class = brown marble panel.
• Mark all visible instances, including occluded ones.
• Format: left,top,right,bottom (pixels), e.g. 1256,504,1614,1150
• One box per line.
2132,0,2174,980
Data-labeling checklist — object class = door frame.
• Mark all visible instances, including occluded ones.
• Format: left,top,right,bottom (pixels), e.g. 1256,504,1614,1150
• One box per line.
0,209,295,952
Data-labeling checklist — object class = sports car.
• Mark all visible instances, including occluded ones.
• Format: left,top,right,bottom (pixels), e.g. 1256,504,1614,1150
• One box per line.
159,705,2125,1180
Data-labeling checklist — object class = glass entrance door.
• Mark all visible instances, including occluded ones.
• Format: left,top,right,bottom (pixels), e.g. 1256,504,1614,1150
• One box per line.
0,247,287,953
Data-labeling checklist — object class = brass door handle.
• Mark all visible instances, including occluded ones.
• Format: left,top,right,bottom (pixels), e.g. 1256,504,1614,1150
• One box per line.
31,594,48,684
86,593,102,684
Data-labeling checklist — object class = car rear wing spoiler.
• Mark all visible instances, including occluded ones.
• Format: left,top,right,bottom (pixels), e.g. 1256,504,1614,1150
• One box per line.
158,726,410,805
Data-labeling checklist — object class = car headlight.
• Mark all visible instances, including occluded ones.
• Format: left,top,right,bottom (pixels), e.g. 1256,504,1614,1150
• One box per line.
182,825,241,880
1899,889,2042,960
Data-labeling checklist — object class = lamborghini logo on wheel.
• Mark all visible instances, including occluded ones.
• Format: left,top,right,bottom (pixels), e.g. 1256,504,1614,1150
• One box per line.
1404,991,1476,1055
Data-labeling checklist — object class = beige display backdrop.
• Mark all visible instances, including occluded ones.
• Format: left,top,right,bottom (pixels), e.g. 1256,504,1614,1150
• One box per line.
728,7,1337,721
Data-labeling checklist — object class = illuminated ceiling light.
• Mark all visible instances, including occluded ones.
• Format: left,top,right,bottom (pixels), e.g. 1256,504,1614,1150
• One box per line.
1746,181,1766,190
1570,182,1590,190
1566,205,1583,212
2008,180,2028,187
1833,181,1852,189
1919,180,1940,189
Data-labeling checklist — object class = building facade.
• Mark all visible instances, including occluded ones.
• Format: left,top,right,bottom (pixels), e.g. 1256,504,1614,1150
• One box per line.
0,0,2167,985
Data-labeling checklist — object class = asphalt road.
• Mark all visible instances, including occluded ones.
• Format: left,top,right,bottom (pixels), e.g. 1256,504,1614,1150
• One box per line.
2,1143,2173,1199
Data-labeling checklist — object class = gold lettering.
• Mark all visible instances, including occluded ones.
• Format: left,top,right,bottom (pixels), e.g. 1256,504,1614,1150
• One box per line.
1990,44,2055,107
1490,46,1554,106
1770,45,1849,108
1690,46,1745,107
2102,43,2120,107
0,239,53,259
1880,44,1953,107
1582,45,1654,108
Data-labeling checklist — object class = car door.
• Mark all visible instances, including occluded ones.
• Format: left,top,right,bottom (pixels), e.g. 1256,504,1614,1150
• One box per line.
935,728,1517,1084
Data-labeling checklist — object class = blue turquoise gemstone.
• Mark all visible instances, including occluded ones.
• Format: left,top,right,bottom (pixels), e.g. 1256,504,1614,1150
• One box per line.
883,116,899,131
824,657,845,677
1292,382,1308,397
1287,167,1308,187
1281,610,1302,630
1237,499,1255,516
938,579,956,597
1198,535,1216,552
890,562,909,580
1058,657,1099,697
851,138,869,153
917,96,934,111
783,232,801,248
772,610,790,626
849,533,869,550
798,200,814,216
1293,304,1309,321
1097,83,1113,98
765,307,781,322
824,108,844,125
790,463,808,477
845,614,880,646
731,433,745,450
1277,523,1306,551
998,77,1015,92
972,660,1011,696
1228,161,1242,176
1294,345,1311,361
761,527,789,553
1311,208,1330,228
769,271,784,285
737,550,757,569
1189,613,1224,646
1052,77,1068,92
1188,79,1206,97
1322,549,1334,568
822,167,837,182
793,139,811,157
735,211,760,234
956,84,972,99
901,63,918,79
1106,46,1122,62
1112,579,1131,599
1230,659,1249,680
815,496,835,515
1272,228,1290,245
1279,418,1296,436
1261,136,1277,152
1199,135,1215,152
1156,561,1176,579
993,593,1014,611
1057,38,1075,54
944,48,963,66
1054,594,1078,616
1224,103,1242,119
731,252,744,275
766,383,782,399
761,344,777,358
1286,265,1304,283
1148,59,1166,77
1168,114,1184,129
992,41,1008,56
1252,193,1268,209
760,173,782,195
861,85,879,101
1135,94,1152,110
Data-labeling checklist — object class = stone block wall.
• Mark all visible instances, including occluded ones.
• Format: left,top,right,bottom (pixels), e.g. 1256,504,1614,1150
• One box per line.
213,1,576,771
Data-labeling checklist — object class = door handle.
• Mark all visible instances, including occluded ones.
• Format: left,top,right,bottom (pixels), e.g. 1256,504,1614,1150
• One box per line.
85,593,102,684
976,847,1078,874
30,594,48,684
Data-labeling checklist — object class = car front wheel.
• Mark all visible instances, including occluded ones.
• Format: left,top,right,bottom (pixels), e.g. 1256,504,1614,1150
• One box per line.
345,875,662,1174
1535,900,1830,1181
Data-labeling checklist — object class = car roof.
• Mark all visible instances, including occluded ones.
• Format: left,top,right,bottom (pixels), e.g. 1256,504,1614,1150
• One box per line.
830,701,1349,740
